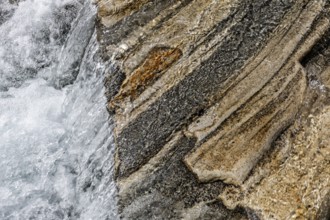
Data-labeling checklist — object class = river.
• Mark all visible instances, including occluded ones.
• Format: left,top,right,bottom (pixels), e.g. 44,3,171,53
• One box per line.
0,0,117,219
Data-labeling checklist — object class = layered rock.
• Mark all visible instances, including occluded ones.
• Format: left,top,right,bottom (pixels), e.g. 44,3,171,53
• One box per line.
96,0,330,219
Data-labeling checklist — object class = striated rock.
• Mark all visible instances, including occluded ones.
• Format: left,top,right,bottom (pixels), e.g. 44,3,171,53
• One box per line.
97,0,330,219
110,46,183,109
220,92,330,219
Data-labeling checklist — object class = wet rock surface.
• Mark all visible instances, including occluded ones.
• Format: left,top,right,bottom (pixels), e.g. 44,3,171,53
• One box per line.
97,0,330,219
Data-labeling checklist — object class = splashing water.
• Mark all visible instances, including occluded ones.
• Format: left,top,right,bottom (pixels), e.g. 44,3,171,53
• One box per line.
0,0,118,219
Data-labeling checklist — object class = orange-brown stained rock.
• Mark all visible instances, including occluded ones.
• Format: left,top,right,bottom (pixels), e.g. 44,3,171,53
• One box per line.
110,47,182,109
97,0,150,18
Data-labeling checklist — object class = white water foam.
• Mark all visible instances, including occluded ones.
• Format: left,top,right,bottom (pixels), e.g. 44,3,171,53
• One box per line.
0,0,118,219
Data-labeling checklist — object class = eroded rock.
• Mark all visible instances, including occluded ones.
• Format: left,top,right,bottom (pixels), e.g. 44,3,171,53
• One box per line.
97,0,330,219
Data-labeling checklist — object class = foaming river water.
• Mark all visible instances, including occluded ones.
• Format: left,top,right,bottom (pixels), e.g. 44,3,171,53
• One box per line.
0,0,118,219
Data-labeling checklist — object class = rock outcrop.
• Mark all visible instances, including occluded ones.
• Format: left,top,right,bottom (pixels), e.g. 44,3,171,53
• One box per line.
96,0,330,219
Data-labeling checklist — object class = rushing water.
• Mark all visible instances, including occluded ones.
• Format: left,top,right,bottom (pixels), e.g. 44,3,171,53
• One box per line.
0,0,118,219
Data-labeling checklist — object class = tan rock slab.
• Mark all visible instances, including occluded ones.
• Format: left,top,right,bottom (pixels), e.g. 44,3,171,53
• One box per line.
220,106,330,220
184,1,327,185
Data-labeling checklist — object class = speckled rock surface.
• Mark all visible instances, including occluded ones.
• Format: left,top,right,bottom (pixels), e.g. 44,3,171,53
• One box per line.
96,0,330,219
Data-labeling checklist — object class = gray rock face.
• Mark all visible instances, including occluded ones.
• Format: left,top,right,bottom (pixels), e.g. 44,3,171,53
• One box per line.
97,0,330,219
111,0,293,179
